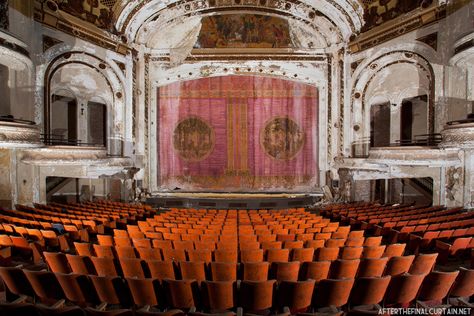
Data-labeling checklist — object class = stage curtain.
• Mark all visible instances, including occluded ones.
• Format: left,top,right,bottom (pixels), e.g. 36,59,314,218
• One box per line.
158,75,318,192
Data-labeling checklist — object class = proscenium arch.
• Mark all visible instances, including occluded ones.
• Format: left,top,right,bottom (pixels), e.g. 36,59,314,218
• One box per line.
114,0,364,43
43,52,125,152
351,51,435,142
147,71,329,193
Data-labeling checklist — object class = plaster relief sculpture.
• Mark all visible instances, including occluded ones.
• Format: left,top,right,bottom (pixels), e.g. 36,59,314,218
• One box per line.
446,166,462,201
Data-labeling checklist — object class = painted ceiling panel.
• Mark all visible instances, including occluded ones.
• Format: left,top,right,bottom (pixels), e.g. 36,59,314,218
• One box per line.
50,0,436,34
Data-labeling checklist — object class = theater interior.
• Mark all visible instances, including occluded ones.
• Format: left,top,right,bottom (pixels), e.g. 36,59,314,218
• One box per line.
0,0,472,315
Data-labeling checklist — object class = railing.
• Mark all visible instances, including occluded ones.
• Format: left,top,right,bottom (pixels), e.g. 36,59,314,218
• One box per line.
351,133,442,158
392,133,442,147
41,134,104,147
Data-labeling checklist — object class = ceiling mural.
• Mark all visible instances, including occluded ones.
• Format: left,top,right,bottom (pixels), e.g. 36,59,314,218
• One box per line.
195,14,292,49
54,0,116,31
42,0,440,40
361,0,434,32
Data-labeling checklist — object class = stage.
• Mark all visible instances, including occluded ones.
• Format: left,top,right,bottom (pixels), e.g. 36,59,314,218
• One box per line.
146,192,322,209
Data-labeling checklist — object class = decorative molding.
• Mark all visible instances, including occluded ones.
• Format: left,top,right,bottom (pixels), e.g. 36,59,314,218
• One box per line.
0,33,30,58
116,0,363,42
338,50,344,155
327,55,332,164
440,123,474,149
351,50,435,135
151,52,327,62
416,32,438,51
454,39,474,55
42,35,63,52
34,5,129,55
0,33,32,71
350,5,446,53
0,121,41,147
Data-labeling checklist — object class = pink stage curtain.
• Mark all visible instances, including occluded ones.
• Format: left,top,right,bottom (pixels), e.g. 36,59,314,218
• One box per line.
158,76,318,192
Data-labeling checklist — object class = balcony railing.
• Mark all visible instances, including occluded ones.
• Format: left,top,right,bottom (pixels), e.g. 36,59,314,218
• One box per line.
41,134,104,147
393,134,442,147
351,133,442,158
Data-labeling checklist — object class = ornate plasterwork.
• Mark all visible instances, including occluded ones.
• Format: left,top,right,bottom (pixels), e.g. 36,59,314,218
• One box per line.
440,123,474,149
350,4,446,53
39,50,127,156
0,31,32,71
446,166,462,201
116,0,363,43
0,122,41,147
34,1,127,54
351,50,435,145
450,32,474,68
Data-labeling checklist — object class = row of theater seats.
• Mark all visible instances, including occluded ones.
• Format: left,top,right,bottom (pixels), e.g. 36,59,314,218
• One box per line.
72,242,406,263
322,203,474,264
43,251,444,281
0,201,154,264
0,203,473,315
0,265,472,316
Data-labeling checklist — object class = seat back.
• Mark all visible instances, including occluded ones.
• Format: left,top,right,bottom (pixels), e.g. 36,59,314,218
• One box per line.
239,280,276,313
44,252,71,273
164,279,200,310
384,273,426,305
418,271,460,301
384,255,415,276
126,277,159,307
91,256,119,277
66,254,97,275
147,260,176,280
242,262,269,281
329,259,360,279
301,261,331,283
179,261,206,282
210,262,238,281
409,253,437,274
350,275,391,306
270,261,300,281
275,280,315,314
202,280,237,311
313,278,354,308
449,267,474,298
357,257,388,277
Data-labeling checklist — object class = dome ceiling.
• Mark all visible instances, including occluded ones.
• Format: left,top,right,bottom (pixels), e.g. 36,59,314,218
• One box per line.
37,0,450,53
47,0,437,35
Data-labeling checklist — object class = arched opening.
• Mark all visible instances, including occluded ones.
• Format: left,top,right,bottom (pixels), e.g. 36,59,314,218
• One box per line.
47,61,117,148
